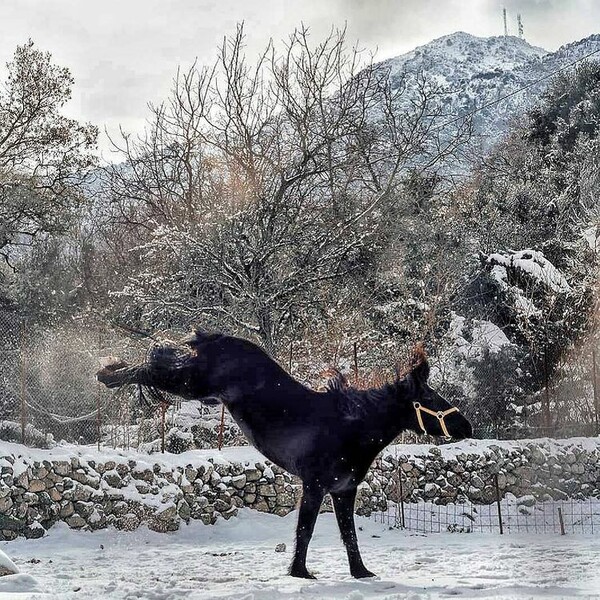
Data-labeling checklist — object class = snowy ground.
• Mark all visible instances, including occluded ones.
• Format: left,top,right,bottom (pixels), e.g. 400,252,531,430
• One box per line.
1,509,600,600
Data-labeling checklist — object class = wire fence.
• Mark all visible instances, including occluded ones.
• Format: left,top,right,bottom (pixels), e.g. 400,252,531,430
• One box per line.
368,456,600,536
1,314,109,446
0,313,245,451
372,491,600,535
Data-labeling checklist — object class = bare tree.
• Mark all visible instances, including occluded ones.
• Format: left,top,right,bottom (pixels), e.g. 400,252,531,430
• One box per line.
103,25,470,355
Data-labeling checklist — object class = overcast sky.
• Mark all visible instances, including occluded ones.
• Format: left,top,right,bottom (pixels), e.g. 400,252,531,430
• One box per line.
1,0,597,156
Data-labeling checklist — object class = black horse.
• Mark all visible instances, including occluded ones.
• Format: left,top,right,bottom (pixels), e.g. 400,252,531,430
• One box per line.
97,331,472,579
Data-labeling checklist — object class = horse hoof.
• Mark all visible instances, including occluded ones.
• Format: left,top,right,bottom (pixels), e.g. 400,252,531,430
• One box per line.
352,568,376,579
289,568,317,580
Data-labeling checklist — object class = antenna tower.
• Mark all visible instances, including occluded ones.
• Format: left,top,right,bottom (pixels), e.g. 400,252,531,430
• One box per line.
517,14,524,39
503,8,508,36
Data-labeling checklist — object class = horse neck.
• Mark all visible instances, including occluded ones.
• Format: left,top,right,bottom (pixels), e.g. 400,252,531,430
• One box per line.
218,356,309,404
358,381,414,450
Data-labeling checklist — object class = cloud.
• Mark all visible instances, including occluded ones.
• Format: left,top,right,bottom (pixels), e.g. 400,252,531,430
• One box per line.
329,0,483,56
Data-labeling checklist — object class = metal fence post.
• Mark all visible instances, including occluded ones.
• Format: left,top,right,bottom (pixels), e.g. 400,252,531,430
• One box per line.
160,402,167,453
399,468,406,528
217,404,225,451
558,507,566,535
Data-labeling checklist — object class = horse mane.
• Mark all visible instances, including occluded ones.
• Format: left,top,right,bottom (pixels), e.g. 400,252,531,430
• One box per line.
394,341,428,379
327,381,402,421
324,368,349,392
181,329,224,348
137,341,197,408
325,343,427,420
413,342,427,365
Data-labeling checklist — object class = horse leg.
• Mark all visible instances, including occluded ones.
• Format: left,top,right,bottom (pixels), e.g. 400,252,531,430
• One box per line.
331,488,376,578
289,483,324,579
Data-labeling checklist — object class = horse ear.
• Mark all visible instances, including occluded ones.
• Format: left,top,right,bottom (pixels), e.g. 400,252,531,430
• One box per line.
410,342,430,384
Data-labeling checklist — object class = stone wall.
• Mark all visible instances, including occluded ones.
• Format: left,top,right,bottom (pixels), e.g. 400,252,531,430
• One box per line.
0,449,304,541
1,438,598,540
370,438,600,508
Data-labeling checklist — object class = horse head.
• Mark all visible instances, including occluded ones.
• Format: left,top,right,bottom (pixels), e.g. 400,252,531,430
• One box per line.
402,345,472,440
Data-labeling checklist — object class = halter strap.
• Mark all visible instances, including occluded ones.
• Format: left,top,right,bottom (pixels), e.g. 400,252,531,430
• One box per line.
413,402,460,438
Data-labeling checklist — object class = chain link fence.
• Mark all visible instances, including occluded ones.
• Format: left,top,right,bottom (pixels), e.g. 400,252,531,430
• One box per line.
0,313,113,446
1,313,599,451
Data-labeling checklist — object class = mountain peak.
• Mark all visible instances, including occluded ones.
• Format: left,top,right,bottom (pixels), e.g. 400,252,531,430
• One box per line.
373,31,599,148
384,32,548,76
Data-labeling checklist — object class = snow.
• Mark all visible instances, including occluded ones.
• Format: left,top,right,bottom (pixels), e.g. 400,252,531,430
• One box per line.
583,224,599,252
0,573,39,595
490,264,509,290
0,548,38,597
487,250,571,293
2,509,600,599
446,313,512,362
386,32,548,77
0,548,19,573
2,439,600,597
0,440,266,473
4,436,599,481
374,31,552,150
386,435,600,460
373,31,600,153
470,319,512,353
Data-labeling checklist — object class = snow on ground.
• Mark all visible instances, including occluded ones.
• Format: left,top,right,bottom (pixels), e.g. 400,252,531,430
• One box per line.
2,509,600,600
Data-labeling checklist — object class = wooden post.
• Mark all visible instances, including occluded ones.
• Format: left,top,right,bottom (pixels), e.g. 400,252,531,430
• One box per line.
160,403,167,453
543,347,551,432
593,351,599,436
217,404,225,451
494,474,504,535
353,341,359,384
20,320,27,445
558,507,566,535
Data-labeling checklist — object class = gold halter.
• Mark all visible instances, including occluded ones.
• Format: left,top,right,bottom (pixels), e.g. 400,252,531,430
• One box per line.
413,401,460,438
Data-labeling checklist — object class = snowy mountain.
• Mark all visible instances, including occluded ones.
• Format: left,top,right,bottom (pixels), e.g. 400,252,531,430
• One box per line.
377,31,600,146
